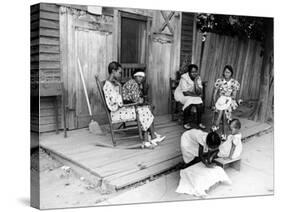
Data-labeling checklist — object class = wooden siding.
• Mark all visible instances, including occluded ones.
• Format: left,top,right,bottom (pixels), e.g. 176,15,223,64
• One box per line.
39,6,184,131
31,3,62,132
180,12,195,66
192,31,264,107
60,6,114,129
59,7,183,129
148,11,182,115
30,4,40,132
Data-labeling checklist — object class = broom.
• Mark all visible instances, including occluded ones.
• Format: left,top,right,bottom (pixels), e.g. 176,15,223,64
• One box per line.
77,58,103,135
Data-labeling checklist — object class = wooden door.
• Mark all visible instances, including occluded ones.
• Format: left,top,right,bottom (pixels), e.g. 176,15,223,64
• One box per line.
118,11,151,81
74,29,113,128
60,7,113,129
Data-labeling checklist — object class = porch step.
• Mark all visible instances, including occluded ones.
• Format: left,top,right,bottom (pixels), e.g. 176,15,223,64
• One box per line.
43,146,103,187
40,114,272,193
102,156,183,191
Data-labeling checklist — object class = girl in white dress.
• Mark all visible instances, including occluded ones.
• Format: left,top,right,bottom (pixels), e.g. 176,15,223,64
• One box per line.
177,130,231,197
218,119,242,159
180,129,221,167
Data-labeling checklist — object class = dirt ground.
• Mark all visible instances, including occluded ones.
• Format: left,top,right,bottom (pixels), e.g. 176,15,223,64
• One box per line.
100,131,274,205
34,130,273,209
31,148,115,209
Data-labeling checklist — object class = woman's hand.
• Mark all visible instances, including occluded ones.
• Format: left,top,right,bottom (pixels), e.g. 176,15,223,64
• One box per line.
221,134,227,141
206,163,215,168
202,158,215,168
194,75,200,82
138,98,144,104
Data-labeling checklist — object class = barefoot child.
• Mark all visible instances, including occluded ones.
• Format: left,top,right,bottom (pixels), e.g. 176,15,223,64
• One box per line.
200,131,221,168
180,129,221,168
177,130,231,197
218,119,242,159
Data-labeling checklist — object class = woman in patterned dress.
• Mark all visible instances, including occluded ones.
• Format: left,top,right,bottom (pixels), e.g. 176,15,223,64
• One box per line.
212,65,240,128
103,62,164,148
122,69,166,146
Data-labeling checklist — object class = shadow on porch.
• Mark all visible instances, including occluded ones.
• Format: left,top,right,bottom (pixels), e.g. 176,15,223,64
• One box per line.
40,111,271,192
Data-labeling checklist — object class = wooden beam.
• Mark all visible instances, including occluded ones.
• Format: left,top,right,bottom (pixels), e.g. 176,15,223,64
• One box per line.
159,11,174,34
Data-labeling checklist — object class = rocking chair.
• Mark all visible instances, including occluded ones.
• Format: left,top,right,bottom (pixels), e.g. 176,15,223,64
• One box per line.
95,76,143,147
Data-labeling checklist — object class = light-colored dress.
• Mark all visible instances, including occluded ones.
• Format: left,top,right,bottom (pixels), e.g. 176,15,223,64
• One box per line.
174,73,203,111
103,80,136,124
178,129,232,197
122,79,154,131
214,78,240,120
218,133,242,159
180,129,208,164
103,80,154,131
176,162,232,197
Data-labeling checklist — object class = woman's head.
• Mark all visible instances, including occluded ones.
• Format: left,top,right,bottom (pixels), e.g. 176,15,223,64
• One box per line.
223,65,234,79
133,69,146,84
206,131,221,150
187,64,199,80
108,61,122,80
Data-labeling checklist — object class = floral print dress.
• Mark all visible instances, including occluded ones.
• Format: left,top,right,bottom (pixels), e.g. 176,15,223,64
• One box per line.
103,80,136,124
122,79,154,131
214,78,240,120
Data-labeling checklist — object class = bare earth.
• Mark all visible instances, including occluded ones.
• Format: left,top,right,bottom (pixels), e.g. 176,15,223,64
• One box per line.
36,131,273,209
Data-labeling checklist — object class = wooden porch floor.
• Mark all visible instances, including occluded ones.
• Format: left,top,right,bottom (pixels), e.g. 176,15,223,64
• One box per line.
40,112,271,192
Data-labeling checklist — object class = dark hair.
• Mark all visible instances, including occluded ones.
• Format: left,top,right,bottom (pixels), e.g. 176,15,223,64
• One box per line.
187,64,199,73
230,119,241,130
206,131,221,149
108,61,122,74
223,65,234,77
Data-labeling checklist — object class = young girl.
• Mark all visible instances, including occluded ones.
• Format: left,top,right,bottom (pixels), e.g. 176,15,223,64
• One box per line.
212,65,240,129
218,119,242,159
180,129,221,168
178,130,233,197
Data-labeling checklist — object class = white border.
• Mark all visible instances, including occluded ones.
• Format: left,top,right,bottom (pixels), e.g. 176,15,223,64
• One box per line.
0,0,280,211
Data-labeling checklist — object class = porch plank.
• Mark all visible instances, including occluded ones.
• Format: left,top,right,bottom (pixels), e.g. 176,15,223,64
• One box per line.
95,148,181,178
91,140,181,178
77,128,183,167
40,114,271,192
104,156,183,190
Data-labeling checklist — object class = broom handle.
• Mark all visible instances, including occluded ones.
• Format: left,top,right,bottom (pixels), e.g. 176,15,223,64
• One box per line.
77,58,93,117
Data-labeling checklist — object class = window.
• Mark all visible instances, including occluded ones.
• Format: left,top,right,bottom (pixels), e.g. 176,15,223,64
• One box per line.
120,15,147,64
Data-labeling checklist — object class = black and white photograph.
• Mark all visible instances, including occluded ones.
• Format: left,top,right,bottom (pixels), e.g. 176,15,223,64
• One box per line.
30,1,274,210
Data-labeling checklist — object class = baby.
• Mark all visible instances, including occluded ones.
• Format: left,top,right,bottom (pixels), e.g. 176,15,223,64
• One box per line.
218,119,242,159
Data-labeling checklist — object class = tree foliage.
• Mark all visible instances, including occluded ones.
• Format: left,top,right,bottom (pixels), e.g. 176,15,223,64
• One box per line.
196,13,267,42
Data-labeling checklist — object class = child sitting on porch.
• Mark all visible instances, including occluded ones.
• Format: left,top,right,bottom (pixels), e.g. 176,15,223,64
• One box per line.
218,119,242,160
122,69,166,146
177,130,231,197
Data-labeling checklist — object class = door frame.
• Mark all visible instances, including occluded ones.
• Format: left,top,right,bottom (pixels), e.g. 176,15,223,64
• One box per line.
117,11,152,76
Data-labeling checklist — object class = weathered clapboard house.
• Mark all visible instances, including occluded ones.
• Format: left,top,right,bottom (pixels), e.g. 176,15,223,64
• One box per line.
31,3,196,132
31,3,273,134
31,4,273,202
